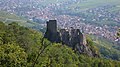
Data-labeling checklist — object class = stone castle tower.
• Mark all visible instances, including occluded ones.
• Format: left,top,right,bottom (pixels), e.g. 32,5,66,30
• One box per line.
44,20,93,56
44,20,61,43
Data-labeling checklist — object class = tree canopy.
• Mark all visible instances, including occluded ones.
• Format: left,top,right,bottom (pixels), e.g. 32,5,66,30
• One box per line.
0,22,120,67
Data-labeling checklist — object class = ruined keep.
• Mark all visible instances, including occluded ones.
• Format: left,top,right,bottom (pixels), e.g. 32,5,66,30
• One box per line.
44,20,94,56
44,20,61,43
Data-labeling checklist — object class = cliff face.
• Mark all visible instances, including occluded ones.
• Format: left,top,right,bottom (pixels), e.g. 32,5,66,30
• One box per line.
44,20,95,56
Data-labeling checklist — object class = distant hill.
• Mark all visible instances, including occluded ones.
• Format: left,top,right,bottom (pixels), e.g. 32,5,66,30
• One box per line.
38,0,120,27
1,0,120,27
0,11,35,27
89,35,120,60
62,0,120,26
0,11,45,32
68,0,120,10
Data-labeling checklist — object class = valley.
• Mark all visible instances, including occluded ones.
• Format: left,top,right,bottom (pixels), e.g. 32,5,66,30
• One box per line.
0,0,119,44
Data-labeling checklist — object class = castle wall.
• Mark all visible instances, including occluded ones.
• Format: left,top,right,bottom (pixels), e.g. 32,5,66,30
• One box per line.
44,20,85,46
60,29,70,46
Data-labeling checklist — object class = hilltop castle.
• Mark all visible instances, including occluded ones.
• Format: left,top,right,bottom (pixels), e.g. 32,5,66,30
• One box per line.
44,20,95,56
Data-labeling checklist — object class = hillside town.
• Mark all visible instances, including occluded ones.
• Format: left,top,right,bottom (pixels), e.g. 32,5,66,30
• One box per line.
0,0,119,43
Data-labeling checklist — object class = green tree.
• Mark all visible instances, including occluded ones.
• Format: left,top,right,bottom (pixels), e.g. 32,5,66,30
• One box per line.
0,43,27,67
36,44,79,67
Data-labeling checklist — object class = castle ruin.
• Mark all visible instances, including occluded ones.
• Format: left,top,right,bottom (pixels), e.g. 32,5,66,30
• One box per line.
44,20,94,56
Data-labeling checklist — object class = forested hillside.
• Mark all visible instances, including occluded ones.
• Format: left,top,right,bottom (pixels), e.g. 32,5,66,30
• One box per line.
88,35,120,61
0,22,120,67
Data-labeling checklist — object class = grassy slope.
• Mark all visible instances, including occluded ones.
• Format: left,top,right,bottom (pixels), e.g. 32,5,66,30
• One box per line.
0,11,39,27
0,11,26,20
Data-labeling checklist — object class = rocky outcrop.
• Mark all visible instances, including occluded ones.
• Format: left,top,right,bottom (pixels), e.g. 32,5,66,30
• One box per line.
44,20,94,56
